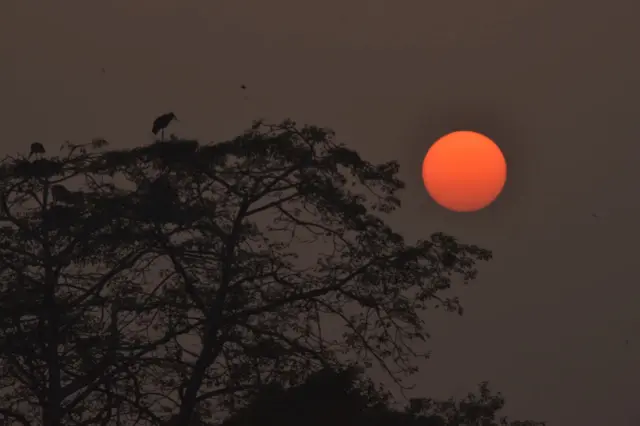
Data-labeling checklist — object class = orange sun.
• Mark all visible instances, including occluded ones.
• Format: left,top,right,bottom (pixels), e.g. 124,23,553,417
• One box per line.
422,131,507,212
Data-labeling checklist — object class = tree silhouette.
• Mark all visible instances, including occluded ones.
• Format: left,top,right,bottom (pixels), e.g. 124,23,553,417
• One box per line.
0,120,492,426
222,366,546,426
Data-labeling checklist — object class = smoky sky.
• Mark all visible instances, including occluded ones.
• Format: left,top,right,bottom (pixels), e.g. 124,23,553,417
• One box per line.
2,1,640,424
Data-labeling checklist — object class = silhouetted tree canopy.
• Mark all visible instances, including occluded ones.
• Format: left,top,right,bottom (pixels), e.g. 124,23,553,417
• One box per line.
0,119,492,426
223,366,546,426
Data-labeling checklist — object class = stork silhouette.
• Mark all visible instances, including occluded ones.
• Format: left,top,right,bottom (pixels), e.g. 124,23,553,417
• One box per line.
29,142,45,159
152,112,178,141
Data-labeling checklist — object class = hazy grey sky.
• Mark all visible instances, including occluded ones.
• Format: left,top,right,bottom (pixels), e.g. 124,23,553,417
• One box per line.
2,1,640,424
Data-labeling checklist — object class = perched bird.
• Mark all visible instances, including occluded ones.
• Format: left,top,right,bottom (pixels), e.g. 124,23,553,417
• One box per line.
29,142,45,158
241,84,247,89
152,112,178,141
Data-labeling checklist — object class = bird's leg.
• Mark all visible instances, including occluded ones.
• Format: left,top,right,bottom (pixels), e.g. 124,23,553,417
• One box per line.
161,129,165,141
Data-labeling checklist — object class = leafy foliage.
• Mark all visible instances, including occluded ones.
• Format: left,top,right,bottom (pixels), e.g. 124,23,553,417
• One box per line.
222,366,546,426
0,120,491,426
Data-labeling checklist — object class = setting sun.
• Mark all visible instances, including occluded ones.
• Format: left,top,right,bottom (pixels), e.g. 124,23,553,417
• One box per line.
422,131,507,212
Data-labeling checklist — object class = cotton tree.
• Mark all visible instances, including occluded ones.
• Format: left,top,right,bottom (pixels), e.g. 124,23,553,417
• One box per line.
0,120,491,426
0,138,181,426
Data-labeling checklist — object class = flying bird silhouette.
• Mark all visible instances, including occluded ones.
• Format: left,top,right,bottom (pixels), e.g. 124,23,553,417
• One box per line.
152,112,178,141
240,85,249,100
29,142,45,158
